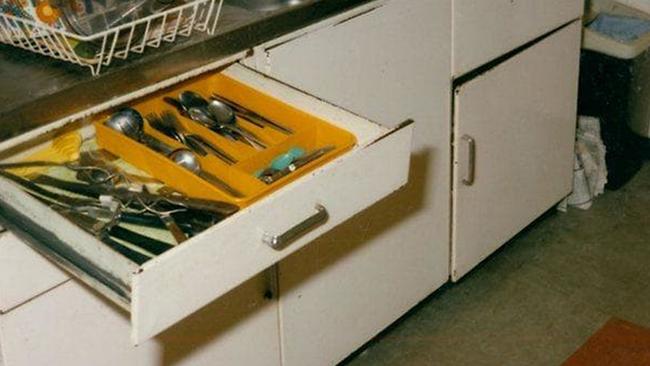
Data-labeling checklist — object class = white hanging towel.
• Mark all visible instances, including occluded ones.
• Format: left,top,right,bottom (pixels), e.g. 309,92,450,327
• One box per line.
558,116,608,211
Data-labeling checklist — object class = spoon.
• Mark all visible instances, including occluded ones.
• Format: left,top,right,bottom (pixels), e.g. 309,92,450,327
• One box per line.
179,91,267,150
211,93,293,134
158,111,238,165
188,106,270,151
146,112,208,156
169,149,244,198
207,99,237,125
105,107,144,139
163,96,189,116
106,108,174,155
164,96,235,142
179,90,208,110
205,100,268,150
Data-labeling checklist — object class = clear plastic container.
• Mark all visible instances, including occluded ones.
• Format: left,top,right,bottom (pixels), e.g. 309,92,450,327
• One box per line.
55,0,178,36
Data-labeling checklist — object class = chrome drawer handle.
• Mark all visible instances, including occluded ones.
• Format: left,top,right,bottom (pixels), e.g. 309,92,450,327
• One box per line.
461,134,476,186
262,204,329,250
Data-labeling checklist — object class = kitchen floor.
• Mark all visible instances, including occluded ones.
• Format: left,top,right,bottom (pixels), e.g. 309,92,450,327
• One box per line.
343,163,650,366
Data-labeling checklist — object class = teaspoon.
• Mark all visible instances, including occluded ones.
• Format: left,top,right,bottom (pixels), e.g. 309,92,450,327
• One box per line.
169,149,244,198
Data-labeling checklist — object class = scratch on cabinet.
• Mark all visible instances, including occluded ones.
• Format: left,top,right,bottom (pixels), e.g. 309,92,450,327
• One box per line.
246,46,266,73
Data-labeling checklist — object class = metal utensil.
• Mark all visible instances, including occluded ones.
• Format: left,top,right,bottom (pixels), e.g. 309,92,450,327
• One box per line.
187,107,238,141
170,94,242,143
179,90,209,110
187,135,238,165
211,94,293,134
70,200,176,254
169,149,244,198
5,172,156,264
30,173,224,237
159,213,188,244
179,91,267,150
157,111,238,165
106,108,174,155
105,107,144,139
59,210,152,265
163,96,189,115
206,100,268,150
146,112,208,156
207,99,237,125
146,112,186,143
260,145,336,184
0,159,116,184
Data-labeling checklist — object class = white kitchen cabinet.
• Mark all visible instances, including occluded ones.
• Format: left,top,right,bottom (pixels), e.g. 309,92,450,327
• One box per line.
0,272,281,366
0,0,586,363
451,21,582,280
0,232,68,313
452,0,583,77
246,0,452,364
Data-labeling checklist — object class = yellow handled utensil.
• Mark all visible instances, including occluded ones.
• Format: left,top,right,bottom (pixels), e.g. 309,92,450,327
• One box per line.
8,132,82,178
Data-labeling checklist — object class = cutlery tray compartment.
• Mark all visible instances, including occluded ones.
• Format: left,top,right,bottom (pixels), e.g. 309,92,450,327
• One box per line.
95,72,357,207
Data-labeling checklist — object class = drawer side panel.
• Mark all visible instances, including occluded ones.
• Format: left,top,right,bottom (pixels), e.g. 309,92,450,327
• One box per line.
0,180,136,306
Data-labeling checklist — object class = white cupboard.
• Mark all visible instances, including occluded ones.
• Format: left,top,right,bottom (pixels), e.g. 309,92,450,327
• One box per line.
0,0,586,364
0,273,281,366
451,21,582,280
0,232,67,312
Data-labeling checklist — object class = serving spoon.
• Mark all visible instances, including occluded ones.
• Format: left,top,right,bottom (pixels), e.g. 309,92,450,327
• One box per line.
169,149,244,198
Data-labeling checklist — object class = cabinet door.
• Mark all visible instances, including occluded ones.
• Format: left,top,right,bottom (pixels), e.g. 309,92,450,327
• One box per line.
0,232,68,312
261,0,453,364
0,273,280,366
451,21,581,281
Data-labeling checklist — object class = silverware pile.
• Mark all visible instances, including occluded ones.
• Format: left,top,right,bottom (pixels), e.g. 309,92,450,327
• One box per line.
0,152,239,264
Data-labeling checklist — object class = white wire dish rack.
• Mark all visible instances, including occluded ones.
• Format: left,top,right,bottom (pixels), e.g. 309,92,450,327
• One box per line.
0,0,224,75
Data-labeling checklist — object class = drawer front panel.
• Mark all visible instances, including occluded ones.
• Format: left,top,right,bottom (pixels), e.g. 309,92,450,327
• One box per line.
132,118,412,343
453,0,583,77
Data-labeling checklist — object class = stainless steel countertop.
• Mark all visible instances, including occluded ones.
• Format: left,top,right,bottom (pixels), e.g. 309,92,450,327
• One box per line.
0,0,371,142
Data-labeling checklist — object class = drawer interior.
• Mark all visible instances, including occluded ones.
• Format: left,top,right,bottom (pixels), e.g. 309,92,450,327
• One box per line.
0,70,356,268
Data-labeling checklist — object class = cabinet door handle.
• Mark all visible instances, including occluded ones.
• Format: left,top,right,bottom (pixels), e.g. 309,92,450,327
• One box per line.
262,204,329,250
461,134,476,186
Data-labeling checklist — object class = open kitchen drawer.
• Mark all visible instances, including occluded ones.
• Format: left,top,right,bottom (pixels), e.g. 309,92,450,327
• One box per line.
0,64,413,344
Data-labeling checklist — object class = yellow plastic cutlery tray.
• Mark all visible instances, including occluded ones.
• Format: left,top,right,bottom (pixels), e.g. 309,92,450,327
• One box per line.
94,72,357,207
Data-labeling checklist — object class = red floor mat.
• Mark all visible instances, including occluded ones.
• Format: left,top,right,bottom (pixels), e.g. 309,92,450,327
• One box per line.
563,318,650,366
